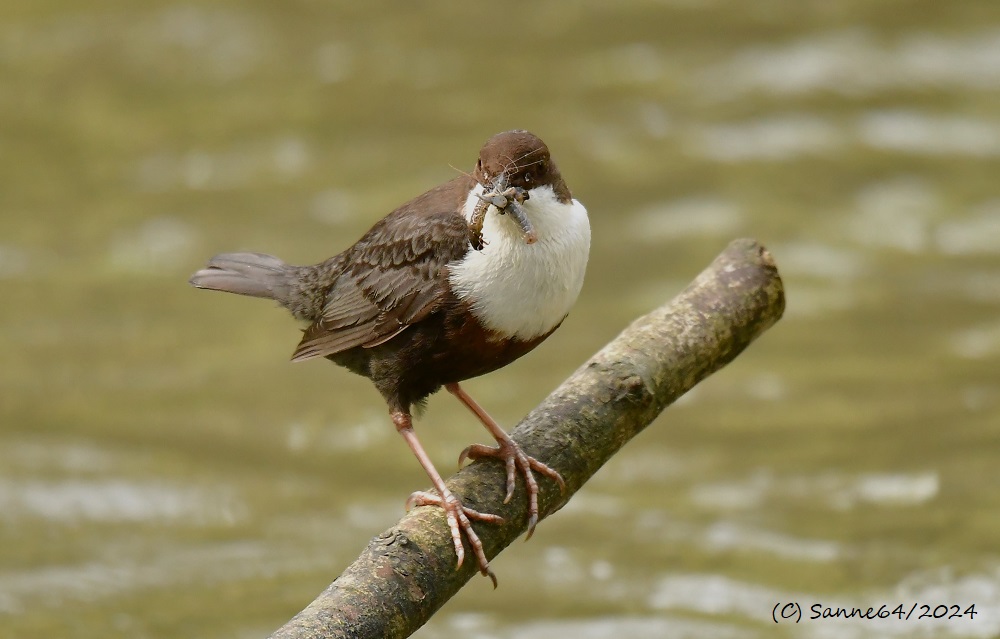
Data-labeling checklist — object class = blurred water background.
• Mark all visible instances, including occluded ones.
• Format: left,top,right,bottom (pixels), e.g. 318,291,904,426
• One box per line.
2,1,1000,637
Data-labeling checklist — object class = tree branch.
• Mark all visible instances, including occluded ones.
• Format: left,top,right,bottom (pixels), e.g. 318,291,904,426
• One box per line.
268,238,786,639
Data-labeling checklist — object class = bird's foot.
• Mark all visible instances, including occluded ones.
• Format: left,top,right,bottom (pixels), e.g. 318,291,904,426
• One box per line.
458,438,566,539
406,489,503,587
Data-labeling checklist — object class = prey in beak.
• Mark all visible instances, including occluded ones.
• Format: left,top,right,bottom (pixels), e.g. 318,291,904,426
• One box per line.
469,175,537,251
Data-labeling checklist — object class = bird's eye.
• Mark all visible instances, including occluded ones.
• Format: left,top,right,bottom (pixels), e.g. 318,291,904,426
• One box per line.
523,172,533,183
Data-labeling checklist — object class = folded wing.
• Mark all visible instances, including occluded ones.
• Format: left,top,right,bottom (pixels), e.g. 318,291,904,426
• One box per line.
291,202,471,362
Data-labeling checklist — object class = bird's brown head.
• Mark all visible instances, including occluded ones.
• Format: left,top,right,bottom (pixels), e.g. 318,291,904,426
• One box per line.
472,130,572,204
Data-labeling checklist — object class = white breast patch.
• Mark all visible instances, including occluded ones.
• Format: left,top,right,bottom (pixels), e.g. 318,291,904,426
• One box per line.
448,184,591,340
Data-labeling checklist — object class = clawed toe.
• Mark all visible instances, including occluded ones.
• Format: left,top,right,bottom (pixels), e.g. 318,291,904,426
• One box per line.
458,438,565,538
406,489,501,586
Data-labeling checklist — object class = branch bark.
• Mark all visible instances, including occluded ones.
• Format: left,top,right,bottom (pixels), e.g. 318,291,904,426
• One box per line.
268,238,786,639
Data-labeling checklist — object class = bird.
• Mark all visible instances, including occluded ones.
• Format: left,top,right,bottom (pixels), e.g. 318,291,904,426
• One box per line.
189,130,591,582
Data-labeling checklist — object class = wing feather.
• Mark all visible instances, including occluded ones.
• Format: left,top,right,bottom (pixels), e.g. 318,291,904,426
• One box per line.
291,178,473,362
317,279,380,328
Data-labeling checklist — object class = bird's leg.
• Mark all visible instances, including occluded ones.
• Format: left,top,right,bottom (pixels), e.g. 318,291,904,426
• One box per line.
391,411,501,586
445,383,566,539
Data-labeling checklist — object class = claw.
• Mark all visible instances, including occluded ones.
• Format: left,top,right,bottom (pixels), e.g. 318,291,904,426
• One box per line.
525,513,538,541
502,453,516,504
457,444,474,468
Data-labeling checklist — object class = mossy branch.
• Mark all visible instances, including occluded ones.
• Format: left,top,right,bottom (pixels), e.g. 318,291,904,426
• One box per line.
268,238,786,639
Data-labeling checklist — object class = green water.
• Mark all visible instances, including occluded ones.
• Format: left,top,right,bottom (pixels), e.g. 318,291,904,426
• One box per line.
2,1,1000,637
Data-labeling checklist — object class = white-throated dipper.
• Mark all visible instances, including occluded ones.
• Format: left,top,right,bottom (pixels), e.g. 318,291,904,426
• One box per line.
189,130,590,582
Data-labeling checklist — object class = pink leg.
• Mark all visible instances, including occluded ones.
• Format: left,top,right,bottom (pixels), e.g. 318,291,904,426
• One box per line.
445,383,566,539
392,411,500,585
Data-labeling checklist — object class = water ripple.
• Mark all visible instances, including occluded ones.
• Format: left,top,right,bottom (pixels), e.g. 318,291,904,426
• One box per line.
627,196,743,242
701,29,1000,99
0,478,245,525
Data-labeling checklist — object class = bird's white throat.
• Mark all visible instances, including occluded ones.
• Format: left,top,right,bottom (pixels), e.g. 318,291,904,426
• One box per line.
448,183,591,340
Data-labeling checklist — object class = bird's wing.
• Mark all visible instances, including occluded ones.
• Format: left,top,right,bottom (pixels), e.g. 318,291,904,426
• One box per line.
291,184,472,362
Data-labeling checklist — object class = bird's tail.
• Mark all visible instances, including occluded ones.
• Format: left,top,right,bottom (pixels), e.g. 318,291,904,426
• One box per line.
189,252,298,306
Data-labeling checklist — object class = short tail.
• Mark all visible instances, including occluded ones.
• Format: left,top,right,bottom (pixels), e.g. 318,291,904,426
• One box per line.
190,252,297,305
